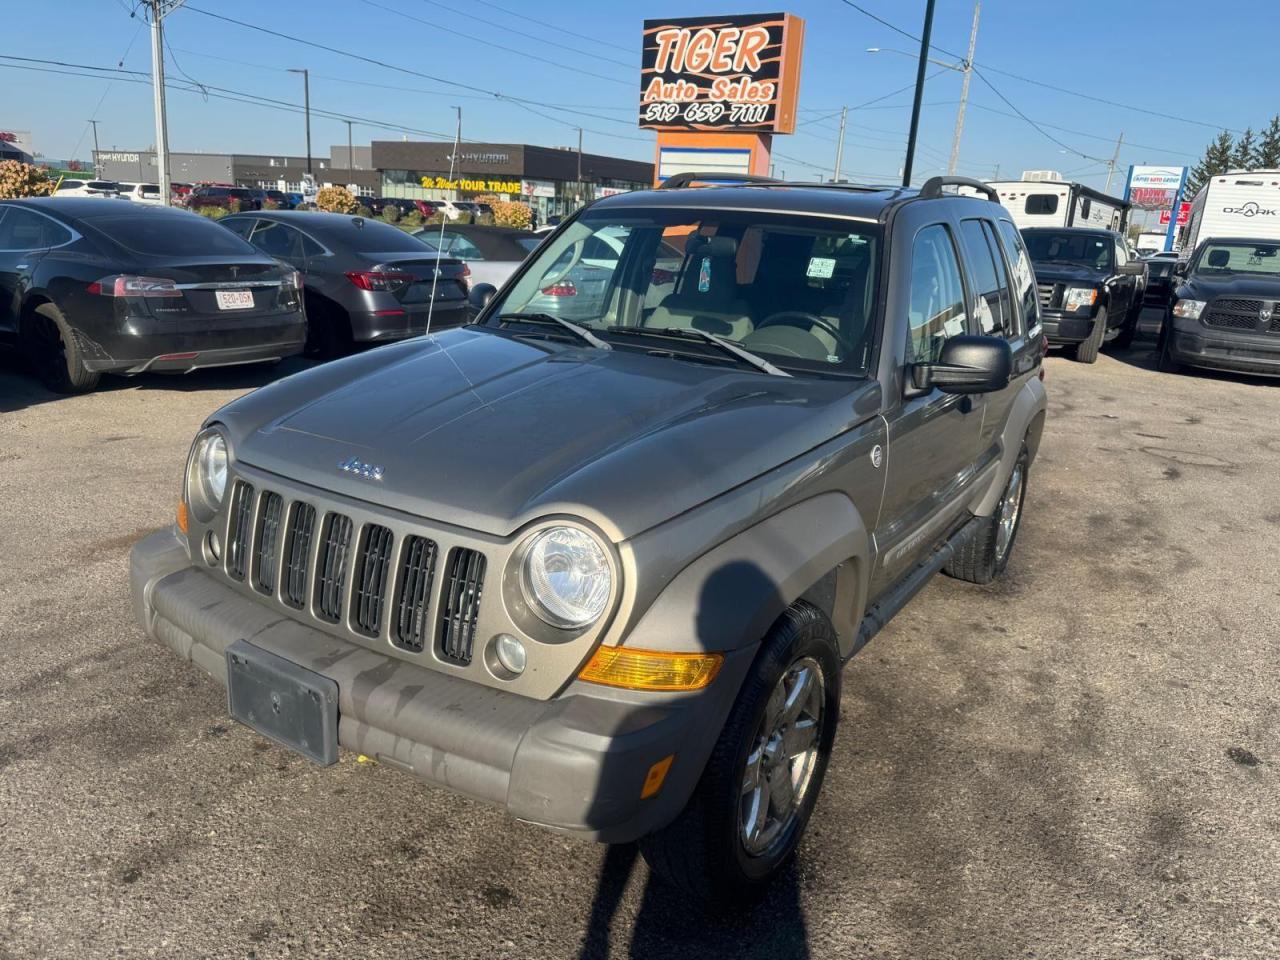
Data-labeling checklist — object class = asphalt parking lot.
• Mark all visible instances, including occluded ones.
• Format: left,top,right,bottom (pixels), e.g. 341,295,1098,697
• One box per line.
1,319,1278,960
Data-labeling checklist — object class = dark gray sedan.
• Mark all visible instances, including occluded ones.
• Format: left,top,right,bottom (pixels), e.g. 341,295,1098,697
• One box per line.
221,211,470,356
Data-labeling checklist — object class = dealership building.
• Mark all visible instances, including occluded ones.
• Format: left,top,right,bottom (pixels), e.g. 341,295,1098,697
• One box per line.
372,141,652,220
93,146,381,195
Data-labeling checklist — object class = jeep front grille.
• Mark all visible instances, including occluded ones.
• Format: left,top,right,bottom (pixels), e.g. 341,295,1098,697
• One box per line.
253,492,284,595
438,548,486,665
1202,298,1279,334
393,535,438,653
282,502,317,609
314,513,354,623
227,481,254,581
352,524,394,638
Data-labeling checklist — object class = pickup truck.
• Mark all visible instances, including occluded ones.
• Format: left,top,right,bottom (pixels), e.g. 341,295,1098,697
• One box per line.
131,173,1048,906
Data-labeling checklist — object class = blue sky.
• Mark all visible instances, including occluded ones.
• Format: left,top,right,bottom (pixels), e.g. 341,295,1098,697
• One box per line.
5,0,1276,193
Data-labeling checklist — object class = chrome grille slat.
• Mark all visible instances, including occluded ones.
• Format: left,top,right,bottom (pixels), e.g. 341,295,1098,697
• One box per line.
393,536,438,653
253,492,284,595
314,513,354,623
282,502,317,609
438,548,485,666
226,481,254,581
352,524,394,637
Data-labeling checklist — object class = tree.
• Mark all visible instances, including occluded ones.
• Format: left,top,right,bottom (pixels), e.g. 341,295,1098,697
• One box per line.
1258,115,1280,169
1185,130,1234,198
0,160,54,198
1231,127,1258,171
315,185,357,214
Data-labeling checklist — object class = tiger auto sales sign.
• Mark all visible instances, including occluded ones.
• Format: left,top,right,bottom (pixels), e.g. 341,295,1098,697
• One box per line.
639,13,804,133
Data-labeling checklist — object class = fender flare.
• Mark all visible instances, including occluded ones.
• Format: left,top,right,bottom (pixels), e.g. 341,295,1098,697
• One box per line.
620,492,874,661
974,377,1047,517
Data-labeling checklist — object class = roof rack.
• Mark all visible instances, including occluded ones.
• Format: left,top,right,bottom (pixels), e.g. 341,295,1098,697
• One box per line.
657,171,899,195
918,175,998,202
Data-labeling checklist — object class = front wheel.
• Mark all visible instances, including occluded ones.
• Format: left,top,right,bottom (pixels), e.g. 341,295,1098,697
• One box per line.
639,602,840,909
1155,320,1182,374
1066,307,1106,364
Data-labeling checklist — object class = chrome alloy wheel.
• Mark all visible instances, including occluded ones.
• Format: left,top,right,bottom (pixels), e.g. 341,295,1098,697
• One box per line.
995,462,1024,561
740,656,825,857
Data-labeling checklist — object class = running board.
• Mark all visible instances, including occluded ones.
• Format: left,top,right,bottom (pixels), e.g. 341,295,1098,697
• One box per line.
846,515,983,662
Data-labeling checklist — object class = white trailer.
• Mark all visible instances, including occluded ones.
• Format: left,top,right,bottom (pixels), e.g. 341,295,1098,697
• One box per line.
1135,231,1168,253
1182,168,1280,250
987,179,1129,232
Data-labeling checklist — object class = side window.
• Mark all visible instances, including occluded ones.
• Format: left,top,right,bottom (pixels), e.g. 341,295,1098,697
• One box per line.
248,221,301,259
907,224,969,365
1114,239,1127,269
441,232,484,260
995,220,1040,332
298,232,325,257
0,209,71,249
982,221,1017,337
958,219,1007,335
221,217,255,239
1025,194,1058,216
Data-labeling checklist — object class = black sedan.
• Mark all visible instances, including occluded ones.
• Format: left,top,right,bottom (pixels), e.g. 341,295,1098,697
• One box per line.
0,198,305,393
220,211,470,356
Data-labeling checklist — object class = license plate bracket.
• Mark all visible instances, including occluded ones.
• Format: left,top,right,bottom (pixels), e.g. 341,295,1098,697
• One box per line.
226,639,339,765
216,289,255,310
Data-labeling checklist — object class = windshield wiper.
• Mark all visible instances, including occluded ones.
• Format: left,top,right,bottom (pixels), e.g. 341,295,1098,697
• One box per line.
496,313,611,351
606,326,791,377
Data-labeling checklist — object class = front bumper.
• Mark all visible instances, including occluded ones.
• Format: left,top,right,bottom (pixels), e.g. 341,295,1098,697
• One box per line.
1039,308,1098,344
1166,319,1280,376
130,529,750,843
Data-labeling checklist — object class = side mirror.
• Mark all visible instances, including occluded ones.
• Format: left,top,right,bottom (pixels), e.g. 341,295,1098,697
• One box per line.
468,282,497,316
912,335,1013,395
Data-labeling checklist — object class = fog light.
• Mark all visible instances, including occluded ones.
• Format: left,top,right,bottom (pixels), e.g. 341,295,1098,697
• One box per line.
494,634,526,676
205,530,222,565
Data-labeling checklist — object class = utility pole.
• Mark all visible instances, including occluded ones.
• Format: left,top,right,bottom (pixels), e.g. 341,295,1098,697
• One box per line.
901,0,937,187
288,68,312,175
576,127,583,206
948,1,980,176
833,106,848,182
1104,132,1124,193
344,119,354,189
87,120,101,176
146,1,182,206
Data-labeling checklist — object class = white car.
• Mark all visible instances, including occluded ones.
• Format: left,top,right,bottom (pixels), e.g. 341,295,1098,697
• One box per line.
53,179,123,198
120,182,163,205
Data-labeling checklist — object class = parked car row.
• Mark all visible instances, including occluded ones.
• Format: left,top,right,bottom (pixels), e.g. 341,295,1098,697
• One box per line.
0,199,471,392
360,196,494,220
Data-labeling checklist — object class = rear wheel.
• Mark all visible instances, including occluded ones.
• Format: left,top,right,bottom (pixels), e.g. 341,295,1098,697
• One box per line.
304,293,353,359
1067,307,1106,363
639,602,840,909
945,445,1029,585
20,302,99,393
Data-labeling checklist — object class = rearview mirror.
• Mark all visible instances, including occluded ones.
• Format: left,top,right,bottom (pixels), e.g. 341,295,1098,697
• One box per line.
912,335,1013,395
468,282,497,316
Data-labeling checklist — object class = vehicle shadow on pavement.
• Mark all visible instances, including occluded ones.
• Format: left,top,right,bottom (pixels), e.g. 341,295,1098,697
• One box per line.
576,843,810,960
0,352,315,414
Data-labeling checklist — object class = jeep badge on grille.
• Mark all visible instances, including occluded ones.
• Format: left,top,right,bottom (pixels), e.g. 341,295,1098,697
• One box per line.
338,456,385,481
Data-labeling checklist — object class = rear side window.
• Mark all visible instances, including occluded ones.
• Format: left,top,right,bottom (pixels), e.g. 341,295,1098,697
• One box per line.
248,221,302,259
0,208,73,249
907,224,969,365
958,219,1013,337
995,220,1040,332
86,214,258,257
1025,194,1059,216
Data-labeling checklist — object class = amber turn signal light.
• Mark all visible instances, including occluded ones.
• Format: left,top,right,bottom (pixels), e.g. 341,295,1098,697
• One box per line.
578,646,723,691
176,500,189,535
640,754,675,799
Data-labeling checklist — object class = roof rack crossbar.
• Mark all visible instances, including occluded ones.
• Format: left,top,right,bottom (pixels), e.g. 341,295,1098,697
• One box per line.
919,176,998,203
658,171,781,189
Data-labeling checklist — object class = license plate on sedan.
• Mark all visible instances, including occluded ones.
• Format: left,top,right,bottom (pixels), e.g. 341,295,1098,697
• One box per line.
225,639,339,765
215,289,255,310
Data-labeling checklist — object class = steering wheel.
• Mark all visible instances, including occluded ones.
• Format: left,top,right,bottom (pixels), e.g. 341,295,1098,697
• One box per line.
756,311,860,358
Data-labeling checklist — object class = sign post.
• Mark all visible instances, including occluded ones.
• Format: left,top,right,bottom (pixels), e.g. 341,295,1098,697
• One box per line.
640,13,806,186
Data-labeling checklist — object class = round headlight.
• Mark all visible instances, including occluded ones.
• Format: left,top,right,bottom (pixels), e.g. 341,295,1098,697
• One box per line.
189,430,228,516
522,526,612,629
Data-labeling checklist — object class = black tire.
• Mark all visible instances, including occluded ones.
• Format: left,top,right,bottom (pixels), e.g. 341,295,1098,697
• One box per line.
20,302,100,393
304,292,353,359
1155,320,1182,374
1066,307,1106,364
1110,302,1140,351
639,602,840,910
945,445,1029,585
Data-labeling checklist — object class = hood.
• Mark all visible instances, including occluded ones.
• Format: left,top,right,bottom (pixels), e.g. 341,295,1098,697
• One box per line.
1029,261,1107,285
215,328,875,540
1179,273,1280,301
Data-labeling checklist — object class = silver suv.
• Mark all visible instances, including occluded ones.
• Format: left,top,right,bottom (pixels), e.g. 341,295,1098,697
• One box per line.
131,174,1048,906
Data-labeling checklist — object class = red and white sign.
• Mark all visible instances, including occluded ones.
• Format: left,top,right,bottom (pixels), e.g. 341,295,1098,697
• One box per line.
1159,201,1191,226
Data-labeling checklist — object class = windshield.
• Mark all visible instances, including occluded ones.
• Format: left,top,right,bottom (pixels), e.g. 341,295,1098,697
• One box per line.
1022,231,1112,269
1192,241,1280,277
485,208,881,375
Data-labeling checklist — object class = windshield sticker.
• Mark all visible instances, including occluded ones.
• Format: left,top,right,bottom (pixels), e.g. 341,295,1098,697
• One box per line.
806,256,836,279
698,256,711,292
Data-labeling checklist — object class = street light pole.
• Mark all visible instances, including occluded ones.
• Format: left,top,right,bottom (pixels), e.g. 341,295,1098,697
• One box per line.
87,120,101,176
947,1,980,176
833,105,848,182
901,0,937,187
288,68,312,175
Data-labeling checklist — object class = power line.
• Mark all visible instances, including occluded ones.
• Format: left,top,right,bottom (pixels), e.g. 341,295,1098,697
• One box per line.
459,0,633,54
972,68,1106,163
965,102,1200,159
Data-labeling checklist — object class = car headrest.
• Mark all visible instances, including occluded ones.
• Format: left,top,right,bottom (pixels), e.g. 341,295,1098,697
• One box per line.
1206,249,1230,268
